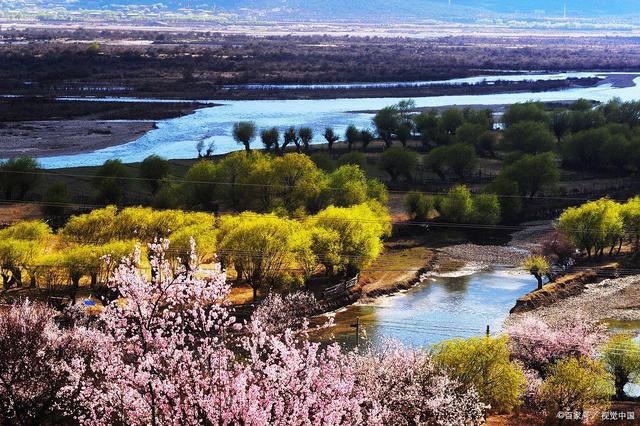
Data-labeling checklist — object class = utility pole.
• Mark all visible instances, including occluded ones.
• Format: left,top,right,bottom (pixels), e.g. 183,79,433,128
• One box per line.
351,317,361,348
486,325,490,337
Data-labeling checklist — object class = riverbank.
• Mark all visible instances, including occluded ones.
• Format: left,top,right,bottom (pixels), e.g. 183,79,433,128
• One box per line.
0,98,203,157
506,274,640,332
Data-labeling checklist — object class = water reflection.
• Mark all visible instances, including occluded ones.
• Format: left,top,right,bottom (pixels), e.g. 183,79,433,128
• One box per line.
313,268,537,351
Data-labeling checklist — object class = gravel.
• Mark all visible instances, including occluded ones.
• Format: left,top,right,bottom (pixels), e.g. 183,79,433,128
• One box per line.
506,274,640,328
438,244,530,267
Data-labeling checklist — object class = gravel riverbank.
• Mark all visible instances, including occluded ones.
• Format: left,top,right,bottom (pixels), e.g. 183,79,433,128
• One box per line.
506,274,640,328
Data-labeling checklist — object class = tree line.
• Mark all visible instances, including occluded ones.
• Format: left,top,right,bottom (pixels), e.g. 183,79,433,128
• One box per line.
0,202,390,302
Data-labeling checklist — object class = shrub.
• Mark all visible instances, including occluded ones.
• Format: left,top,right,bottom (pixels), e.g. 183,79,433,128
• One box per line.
601,334,640,400
140,154,171,194
539,357,614,421
404,191,434,221
439,185,474,223
310,152,336,172
337,151,367,169
92,159,130,204
433,336,525,413
379,147,418,182
472,193,500,225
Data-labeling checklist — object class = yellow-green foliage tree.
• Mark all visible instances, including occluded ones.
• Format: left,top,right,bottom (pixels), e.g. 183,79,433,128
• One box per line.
558,199,624,258
182,152,386,215
523,255,550,290
432,336,525,414
0,220,52,288
310,202,391,276
539,357,614,420
602,334,640,400
218,213,308,300
621,196,640,252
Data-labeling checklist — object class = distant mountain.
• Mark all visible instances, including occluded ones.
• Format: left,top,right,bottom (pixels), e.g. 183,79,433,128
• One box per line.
5,0,640,21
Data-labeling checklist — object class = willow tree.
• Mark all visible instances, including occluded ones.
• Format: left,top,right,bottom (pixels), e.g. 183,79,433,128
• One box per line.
310,202,390,276
218,213,308,300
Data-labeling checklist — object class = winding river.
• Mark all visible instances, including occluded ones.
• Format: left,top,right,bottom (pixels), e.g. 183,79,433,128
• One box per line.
35,71,640,169
314,266,537,350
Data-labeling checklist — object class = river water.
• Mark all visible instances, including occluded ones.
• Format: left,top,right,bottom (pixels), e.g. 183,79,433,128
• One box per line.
36,71,640,168
313,266,537,350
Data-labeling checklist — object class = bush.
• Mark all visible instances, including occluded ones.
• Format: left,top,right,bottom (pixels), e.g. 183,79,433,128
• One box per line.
433,336,525,413
310,152,336,172
92,159,130,204
502,102,548,127
404,191,434,221
0,156,40,200
140,154,171,194
337,151,367,169
502,121,556,154
379,147,417,182
539,357,614,421
602,334,640,400
439,185,474,223
472,193,500,225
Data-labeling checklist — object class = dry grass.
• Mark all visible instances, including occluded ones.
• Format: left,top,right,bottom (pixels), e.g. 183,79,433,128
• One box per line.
360,241,434,297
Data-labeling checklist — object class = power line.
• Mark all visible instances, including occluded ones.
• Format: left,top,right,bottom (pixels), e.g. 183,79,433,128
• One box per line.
0,168,635,202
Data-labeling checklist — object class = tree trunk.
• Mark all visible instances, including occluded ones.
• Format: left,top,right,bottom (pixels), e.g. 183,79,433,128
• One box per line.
252,285,258,302
535,273,543,290
30,274,37,288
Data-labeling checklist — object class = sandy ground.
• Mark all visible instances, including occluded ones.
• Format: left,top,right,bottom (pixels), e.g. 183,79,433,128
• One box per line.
0,120,155,157
506,274,640,328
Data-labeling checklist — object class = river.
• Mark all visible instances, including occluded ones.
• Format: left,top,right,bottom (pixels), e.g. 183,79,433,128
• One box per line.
313,266,537,350
34,71,640,168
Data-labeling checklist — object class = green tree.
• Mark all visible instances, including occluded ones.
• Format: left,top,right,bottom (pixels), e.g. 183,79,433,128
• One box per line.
140,155,171,194
502,102,547,127
337,152,367,169
379,147,417,182
311,203,390,276
373,106,400,148
440,185,474,223
360,129,374,151
396,123,412,147
558,199,624,258
298,127,314,152
61,205,117,244
621,196,640,252
0,239,29,290
502,121,556,154
486,178,522,223
232,121,257,152
476,131,497,157
0,220,52,288
446,144,478,178
184,160,220,211
602,334,640,400
500,152,560,197
260,127,280,152
345,125,360,151
93,159,130,205
539,357,614,420
439,109,464,135
404,191,434,221
472,193,501,225
323,127,339,153
433,336,525,413
218,213,306,300
272,153,323,213
325,165,368,207
282,126,301,153
310,153,336,172
414,110,439,145
43,182,70,217
561,128,609,169
550,110,573,143
0,156,41,200
523,255,550,290
424,146,449,180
